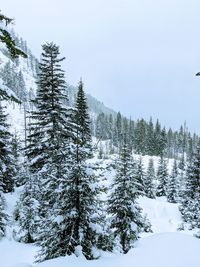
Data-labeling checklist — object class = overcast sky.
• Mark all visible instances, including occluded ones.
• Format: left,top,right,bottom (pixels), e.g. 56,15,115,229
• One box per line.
2,0,200,132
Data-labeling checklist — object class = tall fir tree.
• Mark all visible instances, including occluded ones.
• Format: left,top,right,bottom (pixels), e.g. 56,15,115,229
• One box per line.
134,157,145,196
156,157,168,197
52,80,103,260
144,158,155,198
37,79,103,261
15,173,40,243
0,102,16,192
166,160,178,203
0,175,7,239
179,142,200,228
108,135,148,253
20,43,75,260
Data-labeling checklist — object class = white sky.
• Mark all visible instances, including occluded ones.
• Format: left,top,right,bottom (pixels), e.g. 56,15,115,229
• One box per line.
1,0,200,132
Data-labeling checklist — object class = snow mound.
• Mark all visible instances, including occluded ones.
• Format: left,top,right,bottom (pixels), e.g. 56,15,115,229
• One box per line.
132,232,200,267
139,196,182,233
0,238,37,267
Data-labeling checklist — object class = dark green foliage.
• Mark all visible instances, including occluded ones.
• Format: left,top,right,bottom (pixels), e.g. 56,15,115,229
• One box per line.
179,142,200,228
0,12,27,59
167,160,178,203
156,157,168,197
22,42,76,261
135,157,145,196
47,80,103,260
108,137,147,253
144,158,155,198
15,174,40,243
0,102,16,192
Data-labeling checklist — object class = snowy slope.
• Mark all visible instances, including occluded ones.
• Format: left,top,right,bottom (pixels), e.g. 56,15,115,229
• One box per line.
34,233,200,267
139,196,182,233
1,187,200,267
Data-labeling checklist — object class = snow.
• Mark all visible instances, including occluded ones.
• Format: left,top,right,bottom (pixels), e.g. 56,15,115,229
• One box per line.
138,196,182,233
34,233,200,267
1,185,200,267
0,238,37,267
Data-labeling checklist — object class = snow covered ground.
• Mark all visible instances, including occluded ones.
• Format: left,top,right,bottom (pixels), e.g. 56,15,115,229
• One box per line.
1,188,200,267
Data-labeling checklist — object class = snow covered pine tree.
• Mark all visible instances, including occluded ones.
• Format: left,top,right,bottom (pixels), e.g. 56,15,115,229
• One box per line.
108,135,148,253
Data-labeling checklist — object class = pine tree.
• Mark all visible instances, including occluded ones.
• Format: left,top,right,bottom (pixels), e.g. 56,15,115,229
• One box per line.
0,12,27,58
108,136,147,254
166,160,178,203
15,173,40,243
0,11,27,102
179,142,200,228
36,79,103,261
26,42,73,174
144,158,155,198
0,102,16,192
156,157,168,197
10,133,24,187
134,157,145,196
0,177,7,239
22,43,75,260
146,118,154,156
177,155,186,200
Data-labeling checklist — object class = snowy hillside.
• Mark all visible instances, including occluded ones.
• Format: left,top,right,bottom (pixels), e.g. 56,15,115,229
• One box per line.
0,21,199,267
1,188,200,267
1,153,199,267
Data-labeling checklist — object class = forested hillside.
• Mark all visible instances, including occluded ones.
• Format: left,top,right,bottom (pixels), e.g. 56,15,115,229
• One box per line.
0,11,199,267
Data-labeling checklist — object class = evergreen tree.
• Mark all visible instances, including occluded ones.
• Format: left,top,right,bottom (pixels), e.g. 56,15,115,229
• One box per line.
166,160,178,203
134,119,147,155
134,157,145,196
37,79,103,261
22,43,75,260
15,173,40,243
0,102,16,192
26,42,73,174
17,71,27,101
156,157,168,197
0,12,27,58
144,158,155,198
0,177,7,239
10,133,23,187
108,137,149,253
146,118,154,156
0,11,26,102
179,142,200,228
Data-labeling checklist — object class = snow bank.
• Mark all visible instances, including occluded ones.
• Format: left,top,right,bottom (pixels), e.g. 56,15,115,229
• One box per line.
35,233,200,267
138,196,182,233
0,238,37,267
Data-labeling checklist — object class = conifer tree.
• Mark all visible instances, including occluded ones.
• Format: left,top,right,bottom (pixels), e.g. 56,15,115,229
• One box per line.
0,12,27,58
108,136,147,254
0,177,7,239
166,160,178,203
179,142,200,228
146,118,154,155
0,102,16,192
156,157,168,196
26,42,73,174
37,79,103,261
15,173,40,243
144,158,155,198
21,43,75,260
45,80,103,260
134,157,145,196
0,11,27,102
